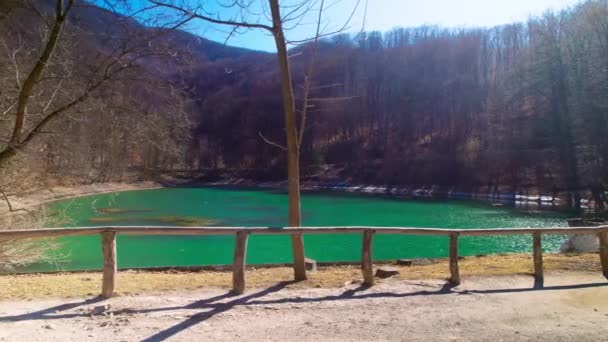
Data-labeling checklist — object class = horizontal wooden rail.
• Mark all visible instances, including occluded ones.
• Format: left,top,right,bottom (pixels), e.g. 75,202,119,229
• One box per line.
2,225,608,239
1,225,607,297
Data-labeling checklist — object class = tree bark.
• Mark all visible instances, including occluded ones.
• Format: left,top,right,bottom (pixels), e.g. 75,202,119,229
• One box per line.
101,231,117,298
449,233,460,285
232,231,249,294
361,229,374,286
269,0,306,281
0,0,74,166
10,0,72,145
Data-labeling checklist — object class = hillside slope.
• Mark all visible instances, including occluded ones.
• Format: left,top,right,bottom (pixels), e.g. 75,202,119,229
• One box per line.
1,0,607,207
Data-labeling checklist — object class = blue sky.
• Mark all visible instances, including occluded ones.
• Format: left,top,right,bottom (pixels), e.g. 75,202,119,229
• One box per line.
112,0,584,51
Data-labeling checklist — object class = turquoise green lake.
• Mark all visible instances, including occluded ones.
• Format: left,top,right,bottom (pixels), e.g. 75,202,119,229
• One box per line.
28,187,574,272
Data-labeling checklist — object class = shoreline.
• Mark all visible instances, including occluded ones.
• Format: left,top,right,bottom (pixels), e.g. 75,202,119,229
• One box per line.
182,178,575,208
0,181,163,216
1,179,578,224
1,179,571,217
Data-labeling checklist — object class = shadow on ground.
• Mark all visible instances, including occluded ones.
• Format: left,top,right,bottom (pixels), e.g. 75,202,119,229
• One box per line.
1,280,606,341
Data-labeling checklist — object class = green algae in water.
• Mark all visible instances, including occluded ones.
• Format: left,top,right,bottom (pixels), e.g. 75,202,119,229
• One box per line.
27,187,575,272
97,208,154,214
88,215,217,226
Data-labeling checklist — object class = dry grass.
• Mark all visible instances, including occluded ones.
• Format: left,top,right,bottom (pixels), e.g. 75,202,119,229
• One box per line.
0,238,62,271
0,253,603,300
0,204,66,272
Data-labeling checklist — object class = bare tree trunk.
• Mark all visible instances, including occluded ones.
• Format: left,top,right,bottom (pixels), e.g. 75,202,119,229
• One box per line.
269,0,306,281
10,0,72,145
0,0,74,165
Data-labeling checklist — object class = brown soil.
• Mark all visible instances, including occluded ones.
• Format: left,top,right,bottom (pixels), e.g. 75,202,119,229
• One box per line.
0,271,606,341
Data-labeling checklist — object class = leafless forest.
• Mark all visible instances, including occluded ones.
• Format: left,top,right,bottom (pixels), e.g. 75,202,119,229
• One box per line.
1,0,608,209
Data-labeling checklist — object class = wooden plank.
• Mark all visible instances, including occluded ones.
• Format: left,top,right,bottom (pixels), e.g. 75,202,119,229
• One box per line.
457,226,608,236
99,226,608,237
449,233,460,285
533,232,543,288
599,232,608,280
101,232,117,298
1,225,608,240
232,231,249,294
291,234,307,281
361,229,375,286
0,227,106,240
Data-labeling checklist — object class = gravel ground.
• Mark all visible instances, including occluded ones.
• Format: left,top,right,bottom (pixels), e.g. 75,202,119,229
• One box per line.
1,271,607,341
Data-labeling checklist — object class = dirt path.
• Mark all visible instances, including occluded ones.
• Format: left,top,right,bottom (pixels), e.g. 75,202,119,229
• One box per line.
1,271,607,341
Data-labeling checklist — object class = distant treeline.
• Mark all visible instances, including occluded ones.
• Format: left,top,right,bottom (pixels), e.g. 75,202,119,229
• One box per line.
1,0,607,207
186,0,608,206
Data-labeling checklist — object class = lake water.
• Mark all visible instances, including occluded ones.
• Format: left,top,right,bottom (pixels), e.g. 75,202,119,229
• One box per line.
28,187,574,272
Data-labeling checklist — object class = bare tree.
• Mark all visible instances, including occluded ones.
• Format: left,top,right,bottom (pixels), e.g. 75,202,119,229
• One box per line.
0,0,196,267
148,0,363,280
0,0,78,163
0,0,195,165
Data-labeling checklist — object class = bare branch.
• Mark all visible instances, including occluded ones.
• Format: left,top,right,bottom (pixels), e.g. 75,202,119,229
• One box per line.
149,0,274,32
287,0,363,45
8,0,74,146
17,76,109,149
1,103,16,116
258,131,287,151
41,78,64,113
0,188,31,214
2,35,23,89
298,0,324,148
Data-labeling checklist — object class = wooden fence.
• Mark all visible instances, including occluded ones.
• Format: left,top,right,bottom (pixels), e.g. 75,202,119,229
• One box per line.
1,225,608,298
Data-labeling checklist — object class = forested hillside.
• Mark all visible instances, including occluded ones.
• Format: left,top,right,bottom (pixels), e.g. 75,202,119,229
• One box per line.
0,0,265,185
186,0,608,207
1,0,607,208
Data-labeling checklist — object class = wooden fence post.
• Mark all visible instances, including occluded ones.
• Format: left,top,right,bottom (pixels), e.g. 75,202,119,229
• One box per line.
449,233,460,285
291,234,307,281
232,231,249,294
533,232,543,288
101,232,117,298
361,229,375,286
599,231,608,280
